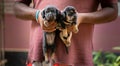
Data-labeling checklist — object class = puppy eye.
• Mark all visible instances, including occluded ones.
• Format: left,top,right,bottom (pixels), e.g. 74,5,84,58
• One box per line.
50,10,53,12
70,10,74,13
70,10,75,14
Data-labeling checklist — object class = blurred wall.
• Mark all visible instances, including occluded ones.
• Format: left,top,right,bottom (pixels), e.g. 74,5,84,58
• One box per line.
93,17,120,52
4,14,31,51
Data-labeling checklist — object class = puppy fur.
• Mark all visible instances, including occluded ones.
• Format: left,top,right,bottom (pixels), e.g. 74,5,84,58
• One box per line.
41,5,61,63
59,6,78,48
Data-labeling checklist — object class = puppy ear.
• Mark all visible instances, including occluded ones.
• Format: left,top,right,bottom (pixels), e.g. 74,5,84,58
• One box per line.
41,10,45,18
56,9,61,22
62,11,67,21
56,9,61,17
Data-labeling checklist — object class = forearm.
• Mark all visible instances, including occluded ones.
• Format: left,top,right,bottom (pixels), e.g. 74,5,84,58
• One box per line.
78,7,118,24
14,2,37,21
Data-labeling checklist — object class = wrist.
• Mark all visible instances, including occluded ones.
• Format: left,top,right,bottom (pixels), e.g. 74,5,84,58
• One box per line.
77,13,84,25
35,10,40,22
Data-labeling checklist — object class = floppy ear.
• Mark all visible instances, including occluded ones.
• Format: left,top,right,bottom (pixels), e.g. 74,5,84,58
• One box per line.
56,9,61,22
62,11,67,21
41,10,45,18
58,11,66,29
56,9,61,17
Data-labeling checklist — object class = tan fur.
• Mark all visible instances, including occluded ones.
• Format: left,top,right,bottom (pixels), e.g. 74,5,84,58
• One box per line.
60,24,78,47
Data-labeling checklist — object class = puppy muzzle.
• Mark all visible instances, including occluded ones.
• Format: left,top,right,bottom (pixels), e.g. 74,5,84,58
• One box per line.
45,13,56,21
67,16,75,22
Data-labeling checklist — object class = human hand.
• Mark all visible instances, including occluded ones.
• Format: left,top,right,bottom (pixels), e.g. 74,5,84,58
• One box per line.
76,13,85,26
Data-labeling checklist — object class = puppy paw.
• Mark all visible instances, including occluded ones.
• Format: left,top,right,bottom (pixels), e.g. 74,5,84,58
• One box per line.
44,21,49,27
63,40,71,47
62,29,68,37
73,26,79,33
51,59,55,64
45,60,50,64
45,53,49,64
74,28,79,33
66,41,71,47
66,43,71,47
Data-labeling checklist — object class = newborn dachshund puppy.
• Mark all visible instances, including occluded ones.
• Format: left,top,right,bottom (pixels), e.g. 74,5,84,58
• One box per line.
59,6,78,47
41,5,60,63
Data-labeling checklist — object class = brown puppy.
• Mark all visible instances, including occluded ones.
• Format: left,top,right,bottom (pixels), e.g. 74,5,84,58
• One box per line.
59,6,78,48
41,5,60,63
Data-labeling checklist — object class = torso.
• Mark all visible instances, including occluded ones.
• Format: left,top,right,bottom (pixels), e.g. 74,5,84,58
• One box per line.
34,0,99,12
30,0,99,65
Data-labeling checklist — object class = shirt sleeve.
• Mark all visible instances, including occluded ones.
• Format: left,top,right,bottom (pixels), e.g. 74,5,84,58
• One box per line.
100,0,118,4
15,0,32,6
112,0,118,3
99,0,118,8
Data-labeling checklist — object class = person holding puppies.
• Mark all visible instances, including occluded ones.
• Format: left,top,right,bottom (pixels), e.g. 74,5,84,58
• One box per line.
14,0,118,66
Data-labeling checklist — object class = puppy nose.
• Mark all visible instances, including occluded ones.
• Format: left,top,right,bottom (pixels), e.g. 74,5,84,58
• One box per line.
68,13,73,16
50,12,52,14
48,14,54,19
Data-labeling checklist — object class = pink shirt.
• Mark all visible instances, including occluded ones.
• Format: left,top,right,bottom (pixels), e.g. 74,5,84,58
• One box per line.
16,0,117,66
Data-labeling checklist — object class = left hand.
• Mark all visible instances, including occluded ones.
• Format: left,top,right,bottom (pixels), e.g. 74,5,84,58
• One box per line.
37,11,57,32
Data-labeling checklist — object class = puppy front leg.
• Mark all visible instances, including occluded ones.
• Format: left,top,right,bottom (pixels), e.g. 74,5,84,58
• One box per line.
66,32,72,47
43,32,49,63
60,31,70,46
72,24,79,33
62,28,68,38
60,32,67,44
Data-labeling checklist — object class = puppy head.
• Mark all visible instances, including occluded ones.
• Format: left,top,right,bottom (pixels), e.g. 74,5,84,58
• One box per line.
63,6,77,23
41,5,60,22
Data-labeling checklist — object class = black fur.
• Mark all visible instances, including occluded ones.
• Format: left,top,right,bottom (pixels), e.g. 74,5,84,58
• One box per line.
41,5,61,63
58,6,77,54
62,6,77,25
41,5,61,22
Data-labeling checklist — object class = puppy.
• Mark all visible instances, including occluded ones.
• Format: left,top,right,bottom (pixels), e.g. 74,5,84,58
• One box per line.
59,6,78,48
41,5,61,63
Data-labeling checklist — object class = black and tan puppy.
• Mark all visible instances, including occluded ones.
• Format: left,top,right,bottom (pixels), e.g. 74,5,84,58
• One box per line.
59,6,78,47
41,5,60,63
